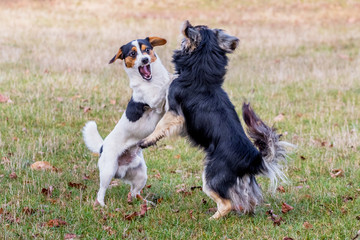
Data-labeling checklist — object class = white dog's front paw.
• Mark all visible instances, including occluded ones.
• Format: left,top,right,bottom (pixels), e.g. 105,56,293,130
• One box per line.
94,199,105,207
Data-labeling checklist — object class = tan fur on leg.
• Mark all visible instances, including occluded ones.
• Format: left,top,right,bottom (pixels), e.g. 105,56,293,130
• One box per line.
208,191,232,220
139,111,184,148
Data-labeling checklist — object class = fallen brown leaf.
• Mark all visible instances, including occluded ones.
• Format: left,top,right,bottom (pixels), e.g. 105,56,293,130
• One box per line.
83,106,91,113
41,186,54,197
154,173,161,180
9,172,17,179
330,168,344,178
22,207,36,215
281,202,294,213
189,210,195,220
0,208,3,214
277,186,285,193
46,219,67,228
68,182,87,190
0,94,12,103
31,161,57,171
64,233,81,239
139,202,149,216
266,210,284,226
274,113,285,122
303,221,313,229
283,238,294,240
124,211,139,221
176,188,191,196
103,226,116,235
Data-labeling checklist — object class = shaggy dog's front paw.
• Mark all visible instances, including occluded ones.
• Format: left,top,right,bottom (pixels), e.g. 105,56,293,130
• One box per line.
138,138,157,149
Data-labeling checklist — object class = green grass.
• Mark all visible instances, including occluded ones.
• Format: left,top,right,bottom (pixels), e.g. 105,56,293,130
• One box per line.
1,0,359,239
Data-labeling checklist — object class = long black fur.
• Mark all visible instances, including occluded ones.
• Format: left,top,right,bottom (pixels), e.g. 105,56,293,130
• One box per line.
168,27,265,207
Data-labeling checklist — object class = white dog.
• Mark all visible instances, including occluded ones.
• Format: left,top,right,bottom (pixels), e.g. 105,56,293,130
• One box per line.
83,37,170,206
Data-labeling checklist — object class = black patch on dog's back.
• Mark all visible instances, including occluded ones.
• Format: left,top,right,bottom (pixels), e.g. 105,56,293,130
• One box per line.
125,98,149,122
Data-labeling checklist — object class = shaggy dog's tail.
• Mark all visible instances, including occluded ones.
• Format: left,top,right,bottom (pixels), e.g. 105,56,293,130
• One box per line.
242,103,291,191
82,121,104,154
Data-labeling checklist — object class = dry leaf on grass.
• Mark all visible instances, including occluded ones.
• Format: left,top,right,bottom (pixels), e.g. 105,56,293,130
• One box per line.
330,168,344,178
281,202,294,213
31,161,57,171
277,186,285,193
83,106,91,113
153,173,161,180
64,233,81,239
176,188,192,196
68,182,87,190
22,207,36,215
41,186,54,197
189,210,195,220
124,202,151,221
0,94,12,103
9,172,17,179
274,113,285,122
103,226,116,235
283,238,294,240
46,219,67,227
266,210,284,226
303,221,313,229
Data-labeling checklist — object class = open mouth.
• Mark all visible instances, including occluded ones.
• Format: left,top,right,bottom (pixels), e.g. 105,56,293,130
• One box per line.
138,64,152,81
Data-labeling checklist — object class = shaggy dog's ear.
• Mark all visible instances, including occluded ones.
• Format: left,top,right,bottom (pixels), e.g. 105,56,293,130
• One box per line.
182,20,201,43
213,29,239,53
109,47,124,64
147,37,167,47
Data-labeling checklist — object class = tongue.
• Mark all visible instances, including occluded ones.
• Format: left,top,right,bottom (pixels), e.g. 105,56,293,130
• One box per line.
139,65,151,79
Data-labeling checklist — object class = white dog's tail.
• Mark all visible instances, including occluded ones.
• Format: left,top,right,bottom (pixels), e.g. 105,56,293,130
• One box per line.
242,103,291,192
82,121,104,154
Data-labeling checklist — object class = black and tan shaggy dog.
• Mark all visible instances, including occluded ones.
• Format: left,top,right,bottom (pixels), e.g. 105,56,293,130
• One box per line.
140,21,289,219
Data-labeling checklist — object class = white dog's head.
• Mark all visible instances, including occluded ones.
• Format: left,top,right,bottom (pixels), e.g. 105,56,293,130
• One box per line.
109,37,167,81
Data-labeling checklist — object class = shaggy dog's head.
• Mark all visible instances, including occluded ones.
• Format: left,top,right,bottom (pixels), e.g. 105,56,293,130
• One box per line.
173,21,239,84
180,20,239,54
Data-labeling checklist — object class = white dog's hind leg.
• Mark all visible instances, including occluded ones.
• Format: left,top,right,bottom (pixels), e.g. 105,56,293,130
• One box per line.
95,154,118,206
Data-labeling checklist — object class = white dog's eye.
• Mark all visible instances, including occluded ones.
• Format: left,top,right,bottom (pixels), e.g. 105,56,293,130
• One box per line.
145,48,150,54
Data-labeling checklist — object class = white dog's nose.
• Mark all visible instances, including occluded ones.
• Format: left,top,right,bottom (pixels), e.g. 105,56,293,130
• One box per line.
141,58,149,65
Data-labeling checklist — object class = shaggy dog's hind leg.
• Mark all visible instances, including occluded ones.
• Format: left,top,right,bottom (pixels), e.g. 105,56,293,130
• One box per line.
202,172,232,219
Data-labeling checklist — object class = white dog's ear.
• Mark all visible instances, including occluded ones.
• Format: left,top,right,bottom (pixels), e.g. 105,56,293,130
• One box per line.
147,37,167,47
109,47,124,64
213,29,239,53
182,20,201,43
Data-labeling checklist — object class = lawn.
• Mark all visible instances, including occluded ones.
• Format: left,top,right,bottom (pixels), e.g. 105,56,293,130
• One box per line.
0,0,359,239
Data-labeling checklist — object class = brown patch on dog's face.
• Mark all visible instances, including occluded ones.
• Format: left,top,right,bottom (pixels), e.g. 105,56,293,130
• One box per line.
141,43,157,63
124,46,137,68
